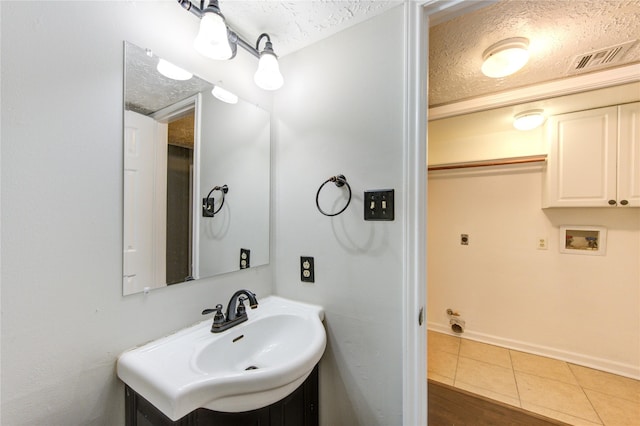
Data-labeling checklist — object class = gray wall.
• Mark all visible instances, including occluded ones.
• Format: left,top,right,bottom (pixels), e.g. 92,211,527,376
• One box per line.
0,2,272,424
1,2,414,425
273,6,407,425
0,1,416,426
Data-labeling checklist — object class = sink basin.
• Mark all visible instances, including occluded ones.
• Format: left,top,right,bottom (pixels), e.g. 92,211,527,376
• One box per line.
117,296,326,421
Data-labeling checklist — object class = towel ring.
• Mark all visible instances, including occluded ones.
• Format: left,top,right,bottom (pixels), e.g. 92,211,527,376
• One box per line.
203,184,228,217
316,175,352,217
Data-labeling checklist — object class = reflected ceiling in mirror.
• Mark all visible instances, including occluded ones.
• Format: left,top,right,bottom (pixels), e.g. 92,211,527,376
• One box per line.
124,43,211,115
123,41,270,296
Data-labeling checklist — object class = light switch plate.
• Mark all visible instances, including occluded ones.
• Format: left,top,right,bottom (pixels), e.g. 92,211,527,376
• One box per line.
364,189,394,221
202,198,215,217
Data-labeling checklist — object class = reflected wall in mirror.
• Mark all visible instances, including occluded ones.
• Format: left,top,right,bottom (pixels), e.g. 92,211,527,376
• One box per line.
123,41,270,296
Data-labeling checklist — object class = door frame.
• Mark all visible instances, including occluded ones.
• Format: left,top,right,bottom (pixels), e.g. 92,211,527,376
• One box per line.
402,1,497,424
152,94,202,282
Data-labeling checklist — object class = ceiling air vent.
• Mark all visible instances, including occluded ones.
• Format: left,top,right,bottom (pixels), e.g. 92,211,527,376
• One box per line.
567,40,636,74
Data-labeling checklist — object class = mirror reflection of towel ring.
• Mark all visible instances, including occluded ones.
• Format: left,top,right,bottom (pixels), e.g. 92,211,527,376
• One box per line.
203,184,228,217
316,175,352,217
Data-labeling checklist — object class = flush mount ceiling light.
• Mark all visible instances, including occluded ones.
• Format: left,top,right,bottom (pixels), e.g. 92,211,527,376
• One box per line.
481,37,530,78
179,0,284,91
212,85,238,104
513,109,545,131
156,58,193,81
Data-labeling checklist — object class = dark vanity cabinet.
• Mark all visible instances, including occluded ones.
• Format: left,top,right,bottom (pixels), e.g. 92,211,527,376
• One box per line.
125,366,318,426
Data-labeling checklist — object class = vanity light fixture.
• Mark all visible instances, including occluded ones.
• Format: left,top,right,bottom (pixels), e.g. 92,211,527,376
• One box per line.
212,85,238,104
178,0,284,91
513,109,545,131
156,58,193,81
481,37,530,78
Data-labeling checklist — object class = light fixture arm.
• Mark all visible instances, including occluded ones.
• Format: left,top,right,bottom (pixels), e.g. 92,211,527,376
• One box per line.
177,0,204,18
234,34,260,59
255,33,272,52
178,0,224,18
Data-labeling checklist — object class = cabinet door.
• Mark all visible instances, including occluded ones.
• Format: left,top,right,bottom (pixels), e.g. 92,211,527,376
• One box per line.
617,102,640,207
544,106,618,207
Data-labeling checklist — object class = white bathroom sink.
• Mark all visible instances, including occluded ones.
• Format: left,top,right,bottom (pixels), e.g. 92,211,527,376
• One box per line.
117,296,326,421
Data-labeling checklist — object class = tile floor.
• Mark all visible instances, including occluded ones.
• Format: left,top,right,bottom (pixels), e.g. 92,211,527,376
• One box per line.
428,330,640,426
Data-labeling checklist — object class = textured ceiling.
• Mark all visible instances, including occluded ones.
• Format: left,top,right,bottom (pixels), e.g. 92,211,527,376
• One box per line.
429,0,640,107
129,1,639,114
125,42,212,115
126,1,401,114
220,0,402,57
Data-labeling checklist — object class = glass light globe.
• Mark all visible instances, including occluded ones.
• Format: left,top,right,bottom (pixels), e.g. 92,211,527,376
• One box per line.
254,52,284,91
193,13,233,60
481,38,530,78
156,59,192,81
513,110,545,131
211,86,238,104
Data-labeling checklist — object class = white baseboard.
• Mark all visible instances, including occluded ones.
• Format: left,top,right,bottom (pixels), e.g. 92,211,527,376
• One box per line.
428,322,640,380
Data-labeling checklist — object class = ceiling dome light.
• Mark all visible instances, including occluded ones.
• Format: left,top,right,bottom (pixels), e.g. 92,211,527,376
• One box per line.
211,85,238,104
156,59,193,81
514,109,545,131
481,37,530,78
254,34,284,91
194,12,234,60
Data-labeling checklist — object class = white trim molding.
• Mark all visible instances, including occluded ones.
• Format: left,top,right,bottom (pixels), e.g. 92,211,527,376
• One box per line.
402,1,428,425
404,1,505,424
429,63,640,120
428,323,640,380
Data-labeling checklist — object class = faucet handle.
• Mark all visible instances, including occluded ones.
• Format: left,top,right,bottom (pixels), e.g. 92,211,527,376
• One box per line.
236,297,247,316
202,304,225,326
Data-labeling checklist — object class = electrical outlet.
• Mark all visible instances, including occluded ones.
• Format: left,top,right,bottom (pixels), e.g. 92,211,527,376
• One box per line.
240,248,250,268
460,234,469,245
537,237,548,250
300,256,315,283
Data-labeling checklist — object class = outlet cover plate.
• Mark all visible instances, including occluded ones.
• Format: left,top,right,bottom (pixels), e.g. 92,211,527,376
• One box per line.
240,248,250,269
300,256,315,283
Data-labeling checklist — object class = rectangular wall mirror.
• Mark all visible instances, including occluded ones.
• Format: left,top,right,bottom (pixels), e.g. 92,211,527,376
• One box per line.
123,41,270,296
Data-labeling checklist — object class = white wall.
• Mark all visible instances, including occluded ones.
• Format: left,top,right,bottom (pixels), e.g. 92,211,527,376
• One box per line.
428,117,545,165
273,6,407,425
1,2,273,424
427,164,640,378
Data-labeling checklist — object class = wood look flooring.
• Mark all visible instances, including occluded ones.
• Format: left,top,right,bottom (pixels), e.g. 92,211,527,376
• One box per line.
428,379,569,426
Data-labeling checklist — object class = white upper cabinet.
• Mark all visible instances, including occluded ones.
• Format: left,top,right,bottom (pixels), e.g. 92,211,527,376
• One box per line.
617,102,640,207
543,102,639,208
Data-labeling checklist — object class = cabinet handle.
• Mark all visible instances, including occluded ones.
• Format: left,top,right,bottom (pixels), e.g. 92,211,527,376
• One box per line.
620,200,629,206
608,200,617,206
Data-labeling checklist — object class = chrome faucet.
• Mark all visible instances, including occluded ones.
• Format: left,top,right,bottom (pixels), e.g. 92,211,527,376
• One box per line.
202,289,258,333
